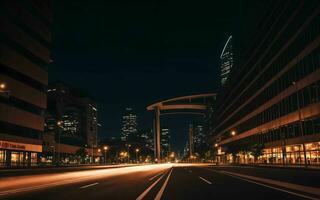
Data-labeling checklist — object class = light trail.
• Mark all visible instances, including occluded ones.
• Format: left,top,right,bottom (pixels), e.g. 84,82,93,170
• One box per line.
0,164,173,196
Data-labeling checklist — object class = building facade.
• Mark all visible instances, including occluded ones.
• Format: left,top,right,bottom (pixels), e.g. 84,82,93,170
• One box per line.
43,82,99,164
161,128,170,158
121,108,137,142
0,0,52,167
220,35,233,86
213,1,320,165
194,125,205,149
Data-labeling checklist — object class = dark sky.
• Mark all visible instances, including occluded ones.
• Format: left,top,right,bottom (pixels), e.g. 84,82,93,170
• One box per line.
49,1,263,152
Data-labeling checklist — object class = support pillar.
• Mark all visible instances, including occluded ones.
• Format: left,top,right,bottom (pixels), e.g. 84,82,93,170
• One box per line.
189,124,194,158
155,107,161,162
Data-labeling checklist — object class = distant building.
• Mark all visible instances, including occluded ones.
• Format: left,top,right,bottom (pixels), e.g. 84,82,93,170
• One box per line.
140,129,154,150
121,108,137,142
0,1,52,167
183,141,189,158
161,128,170,157
46,82,98,148
220,35,234,86
194,125,206,149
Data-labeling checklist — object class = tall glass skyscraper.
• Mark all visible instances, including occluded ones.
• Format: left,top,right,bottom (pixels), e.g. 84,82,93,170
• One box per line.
220,35,234,86
161,128,170,158
121,108,137,141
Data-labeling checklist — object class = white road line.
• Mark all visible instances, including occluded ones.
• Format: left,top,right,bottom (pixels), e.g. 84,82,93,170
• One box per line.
136,173,166,200
155,168,173,200
149,173,163,181
221,172,320,200
80,182,99,189
199,176,212,185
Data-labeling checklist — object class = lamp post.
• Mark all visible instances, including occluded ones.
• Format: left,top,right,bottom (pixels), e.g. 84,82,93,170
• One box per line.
0,82,10,98
293,82,308,167
103,146,108,165
231,130,236,136
98,149,101,164
135,148,140,163
56,121,63,166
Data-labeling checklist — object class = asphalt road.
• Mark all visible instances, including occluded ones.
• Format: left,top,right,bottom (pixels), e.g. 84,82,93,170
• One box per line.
1,164,319,200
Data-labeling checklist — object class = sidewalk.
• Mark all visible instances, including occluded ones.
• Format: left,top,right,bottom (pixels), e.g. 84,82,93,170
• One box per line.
215,163,320,170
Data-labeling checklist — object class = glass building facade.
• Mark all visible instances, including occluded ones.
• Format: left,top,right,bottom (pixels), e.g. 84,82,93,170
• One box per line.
220,35,233,86
213,1,320,165
121,108,138,141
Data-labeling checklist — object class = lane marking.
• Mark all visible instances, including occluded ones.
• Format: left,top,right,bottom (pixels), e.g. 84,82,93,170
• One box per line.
80,182,99,189
223,173,319,200
136,173,166,200
199,176,212,185
204,168,320,200
149,173,163,181
155,168,173,200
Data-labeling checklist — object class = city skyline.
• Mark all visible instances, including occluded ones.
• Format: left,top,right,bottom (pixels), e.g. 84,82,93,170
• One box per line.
1,1,319,199
48,1,264,148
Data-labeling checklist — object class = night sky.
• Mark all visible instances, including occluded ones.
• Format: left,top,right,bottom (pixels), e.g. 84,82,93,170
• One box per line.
49,1,264,151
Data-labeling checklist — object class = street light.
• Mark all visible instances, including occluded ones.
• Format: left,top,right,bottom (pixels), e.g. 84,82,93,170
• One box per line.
170,152,175,160
214,143,218,147
135,148,140,163
56,121,63,166
0,83,6,90
103,146,108,165
231,130,236,136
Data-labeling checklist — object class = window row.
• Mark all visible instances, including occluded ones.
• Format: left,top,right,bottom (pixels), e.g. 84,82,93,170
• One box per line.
216,7,320,132
232,80,320,136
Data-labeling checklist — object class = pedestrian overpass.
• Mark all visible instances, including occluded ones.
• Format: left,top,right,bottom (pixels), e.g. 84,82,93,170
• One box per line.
146,93,216,162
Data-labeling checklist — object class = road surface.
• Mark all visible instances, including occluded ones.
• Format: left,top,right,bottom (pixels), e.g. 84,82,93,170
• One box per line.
1,164,319,200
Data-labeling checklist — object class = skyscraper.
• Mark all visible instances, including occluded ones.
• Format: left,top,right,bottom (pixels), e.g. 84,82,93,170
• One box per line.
193,125,206,149
160,128,170,157
121,108,137,141
0,0,52,167
220,35,234,86
46,82,98,147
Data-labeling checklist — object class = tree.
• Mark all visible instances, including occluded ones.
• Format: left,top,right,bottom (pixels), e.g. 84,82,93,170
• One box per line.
75,147,88,164
226,144,241,163
250,143,264,163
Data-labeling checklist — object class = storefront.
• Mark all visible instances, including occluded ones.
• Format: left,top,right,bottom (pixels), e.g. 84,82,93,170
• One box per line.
0,140,42,167
259,142,320,165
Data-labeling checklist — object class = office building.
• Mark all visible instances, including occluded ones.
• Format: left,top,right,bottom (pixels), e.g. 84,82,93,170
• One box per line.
121,108,137,142
161,128,170,157
220,35,234,86
212,1,320,165
0,0,52,167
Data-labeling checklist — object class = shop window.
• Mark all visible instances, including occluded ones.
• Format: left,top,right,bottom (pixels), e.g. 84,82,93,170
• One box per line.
0,150,5,166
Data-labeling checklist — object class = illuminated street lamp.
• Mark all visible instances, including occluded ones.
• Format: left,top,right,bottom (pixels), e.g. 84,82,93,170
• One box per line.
170,152,175,158
214,143,218,147
0,82,10,98
0,83,6,90
135,148,140,163
98,148,101,163
56,121,63,165
231,130,236,136
103,146,108,165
